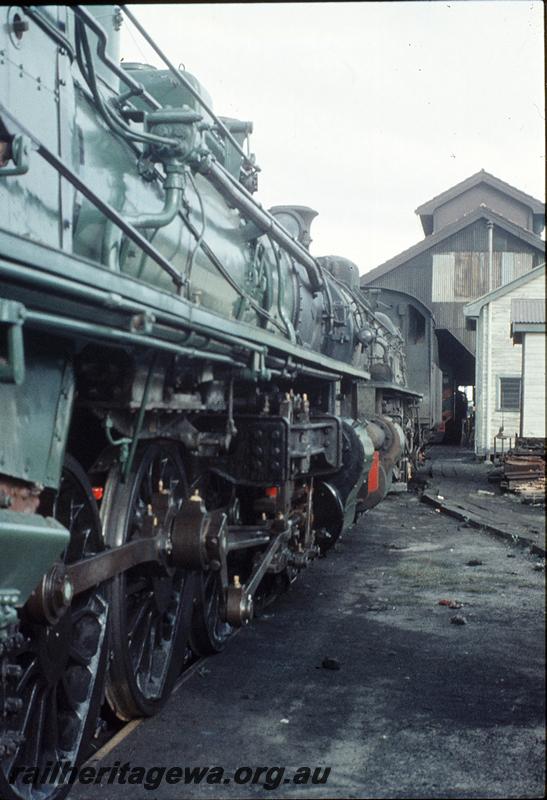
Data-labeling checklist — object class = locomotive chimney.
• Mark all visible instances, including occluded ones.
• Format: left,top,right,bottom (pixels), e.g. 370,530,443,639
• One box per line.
269,205,318,250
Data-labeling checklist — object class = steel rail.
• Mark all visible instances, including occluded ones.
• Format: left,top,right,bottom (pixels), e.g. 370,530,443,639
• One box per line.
82,646,236,768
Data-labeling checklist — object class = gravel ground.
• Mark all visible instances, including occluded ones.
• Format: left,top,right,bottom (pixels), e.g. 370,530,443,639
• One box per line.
73,488,545,800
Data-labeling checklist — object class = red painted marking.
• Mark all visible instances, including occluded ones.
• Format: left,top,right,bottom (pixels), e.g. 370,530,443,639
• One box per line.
368,451,380,494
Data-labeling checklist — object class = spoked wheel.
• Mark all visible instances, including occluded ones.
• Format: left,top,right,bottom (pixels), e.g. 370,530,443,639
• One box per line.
189,473,234,656
102,442,194,720
254,571,291,613
0,455,108,800
190,570,233,656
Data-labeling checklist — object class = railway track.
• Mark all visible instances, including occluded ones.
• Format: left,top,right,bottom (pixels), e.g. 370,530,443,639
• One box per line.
84,653,211,767
84,611,247,769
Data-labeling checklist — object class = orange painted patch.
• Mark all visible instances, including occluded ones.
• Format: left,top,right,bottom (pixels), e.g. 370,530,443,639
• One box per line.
368,451,380,494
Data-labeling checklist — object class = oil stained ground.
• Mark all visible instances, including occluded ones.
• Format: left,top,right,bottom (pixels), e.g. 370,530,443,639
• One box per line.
74,490,545,799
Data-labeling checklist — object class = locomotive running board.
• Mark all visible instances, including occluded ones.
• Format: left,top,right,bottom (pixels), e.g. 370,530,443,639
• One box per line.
0,229,371,383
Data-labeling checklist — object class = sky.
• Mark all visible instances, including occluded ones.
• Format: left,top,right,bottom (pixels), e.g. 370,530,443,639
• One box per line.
120,1,545,276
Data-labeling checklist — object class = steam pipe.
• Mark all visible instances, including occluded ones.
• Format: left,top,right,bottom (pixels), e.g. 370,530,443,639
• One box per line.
487,220,494,292
199,158,324,294
125,171,184,230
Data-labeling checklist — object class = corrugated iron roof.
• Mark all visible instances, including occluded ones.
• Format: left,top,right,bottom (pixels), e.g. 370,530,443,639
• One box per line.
511,298,546,325
415,170,545,216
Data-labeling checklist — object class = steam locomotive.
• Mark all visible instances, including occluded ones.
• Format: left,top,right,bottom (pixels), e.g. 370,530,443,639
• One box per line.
0,6,421,798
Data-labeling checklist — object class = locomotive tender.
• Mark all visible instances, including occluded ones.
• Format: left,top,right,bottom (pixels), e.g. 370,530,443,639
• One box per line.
0,6,421,797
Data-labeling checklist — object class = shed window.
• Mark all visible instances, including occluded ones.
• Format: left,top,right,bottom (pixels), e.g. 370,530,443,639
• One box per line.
498,377,521,411
408,305,426,343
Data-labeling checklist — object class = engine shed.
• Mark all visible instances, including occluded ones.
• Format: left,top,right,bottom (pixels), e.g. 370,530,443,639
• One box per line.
360,170,545,436
360,288,441,434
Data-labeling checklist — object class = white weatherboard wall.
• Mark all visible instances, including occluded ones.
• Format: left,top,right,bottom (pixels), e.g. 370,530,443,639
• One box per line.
521,333,545,437
474,270,545,456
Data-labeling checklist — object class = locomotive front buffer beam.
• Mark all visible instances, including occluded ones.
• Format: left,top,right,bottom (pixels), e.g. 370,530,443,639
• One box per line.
27,496,287,629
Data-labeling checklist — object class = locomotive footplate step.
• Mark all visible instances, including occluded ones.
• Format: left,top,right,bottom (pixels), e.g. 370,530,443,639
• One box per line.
73,491,544,799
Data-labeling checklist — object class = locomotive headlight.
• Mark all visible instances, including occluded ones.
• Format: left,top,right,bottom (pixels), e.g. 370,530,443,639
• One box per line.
356,326,375,346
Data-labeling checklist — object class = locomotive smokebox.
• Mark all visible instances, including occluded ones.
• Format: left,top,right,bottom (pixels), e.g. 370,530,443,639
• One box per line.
269,205,318,249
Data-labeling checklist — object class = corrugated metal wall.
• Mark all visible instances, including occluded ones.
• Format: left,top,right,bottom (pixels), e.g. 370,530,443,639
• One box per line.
368,257,431,302
501,252,534,284
367,219,544,358
432,186,533,233
431,254,455,301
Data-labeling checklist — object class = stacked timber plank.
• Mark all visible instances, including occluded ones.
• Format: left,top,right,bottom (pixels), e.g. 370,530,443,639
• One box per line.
500,438,546,503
